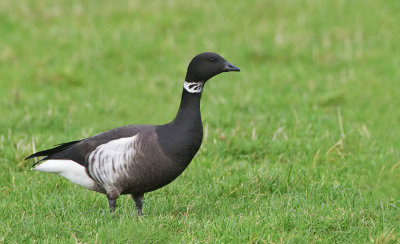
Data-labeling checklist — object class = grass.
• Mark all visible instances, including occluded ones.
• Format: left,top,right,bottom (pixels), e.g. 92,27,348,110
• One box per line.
1,0,400,242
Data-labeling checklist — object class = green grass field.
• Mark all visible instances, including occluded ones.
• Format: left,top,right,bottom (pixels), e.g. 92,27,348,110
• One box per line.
1,0,400,242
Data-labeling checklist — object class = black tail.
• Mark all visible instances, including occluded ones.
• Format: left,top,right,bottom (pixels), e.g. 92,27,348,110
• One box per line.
25,140,82,165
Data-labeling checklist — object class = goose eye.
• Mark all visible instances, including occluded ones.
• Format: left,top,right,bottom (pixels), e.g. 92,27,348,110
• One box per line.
208,58,215,62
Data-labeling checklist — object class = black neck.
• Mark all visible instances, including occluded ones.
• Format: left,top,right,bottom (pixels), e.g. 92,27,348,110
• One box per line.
157,88,204,166
173,88,202,125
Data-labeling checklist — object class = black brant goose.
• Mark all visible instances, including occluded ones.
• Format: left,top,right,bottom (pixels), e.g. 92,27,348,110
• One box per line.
26,52,240,215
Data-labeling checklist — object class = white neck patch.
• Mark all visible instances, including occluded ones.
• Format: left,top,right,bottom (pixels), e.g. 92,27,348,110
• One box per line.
184,81,204,93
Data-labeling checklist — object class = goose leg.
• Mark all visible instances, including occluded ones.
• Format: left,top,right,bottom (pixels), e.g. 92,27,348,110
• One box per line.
107,192,119,213
108,198,116,213
131,194,144,216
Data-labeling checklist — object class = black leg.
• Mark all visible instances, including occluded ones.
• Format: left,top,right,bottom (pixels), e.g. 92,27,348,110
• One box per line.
107,193,119,213
131,194,144,216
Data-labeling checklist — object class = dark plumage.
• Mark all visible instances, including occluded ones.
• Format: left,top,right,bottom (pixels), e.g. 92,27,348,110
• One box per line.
26,52,240,215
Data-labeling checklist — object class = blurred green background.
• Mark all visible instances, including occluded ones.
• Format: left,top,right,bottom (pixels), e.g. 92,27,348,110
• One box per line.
1,0,399,242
